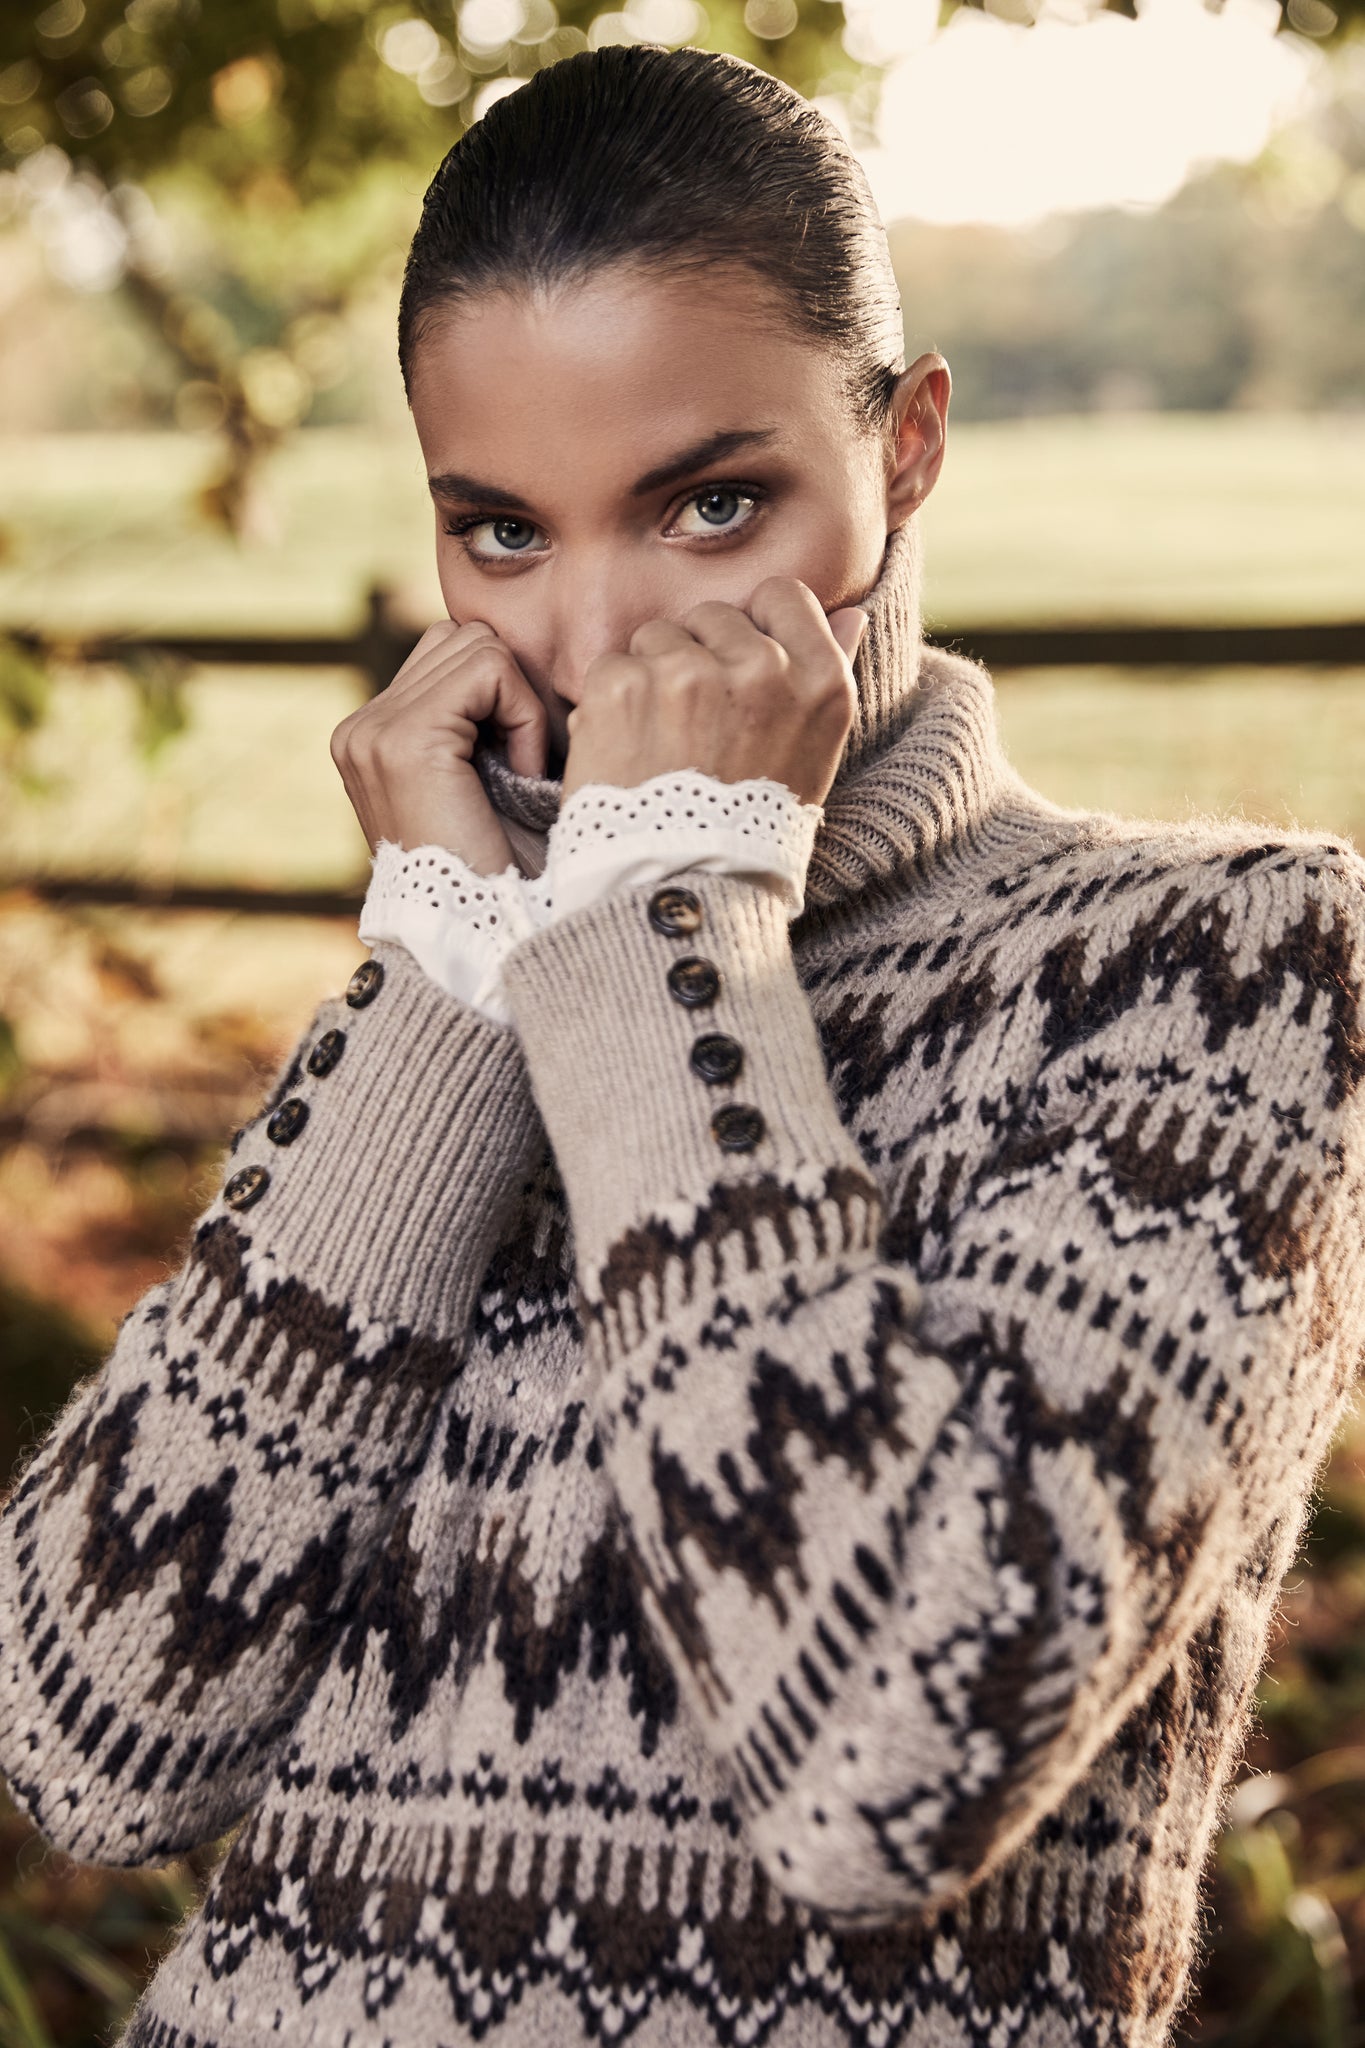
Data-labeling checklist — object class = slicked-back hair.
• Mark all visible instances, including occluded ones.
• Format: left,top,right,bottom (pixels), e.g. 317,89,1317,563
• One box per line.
397,43,906,437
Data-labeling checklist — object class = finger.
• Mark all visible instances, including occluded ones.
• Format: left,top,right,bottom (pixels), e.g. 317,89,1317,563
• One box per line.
678,598,778,670
491,664,550,780
350,640,548,778
745,576,848,675
828,607,870,663
579,651,649,703
628,617,697,658
413,643,549,779
384,619,500,698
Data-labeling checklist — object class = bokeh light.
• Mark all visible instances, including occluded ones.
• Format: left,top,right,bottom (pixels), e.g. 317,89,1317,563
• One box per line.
859,0,1324,225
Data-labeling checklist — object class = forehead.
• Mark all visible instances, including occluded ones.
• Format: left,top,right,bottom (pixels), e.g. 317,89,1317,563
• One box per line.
407,262,842,475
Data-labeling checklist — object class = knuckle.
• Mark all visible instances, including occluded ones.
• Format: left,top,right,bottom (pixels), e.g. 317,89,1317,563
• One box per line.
660,647,705,683
738,649,782,693
813,658,849,701
591,655,643,698
351,716,405,766
681,599,733,634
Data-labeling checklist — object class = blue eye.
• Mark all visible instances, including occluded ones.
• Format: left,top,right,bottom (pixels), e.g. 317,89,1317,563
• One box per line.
442,513,546,561
488,518,536,551
697,490,742,525
672,486,762,539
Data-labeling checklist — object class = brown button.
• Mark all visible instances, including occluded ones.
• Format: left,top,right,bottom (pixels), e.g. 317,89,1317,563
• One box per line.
648,885,703,938
307,1028,346,1078
711,1103,766,1153
691,1033,744,1085
667,957,720,1008
224,1164,270,1211
267,1098,310,1146
346,959,384,1008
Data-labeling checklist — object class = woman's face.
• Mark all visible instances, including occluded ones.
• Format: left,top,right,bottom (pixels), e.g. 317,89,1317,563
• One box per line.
407,260,945,774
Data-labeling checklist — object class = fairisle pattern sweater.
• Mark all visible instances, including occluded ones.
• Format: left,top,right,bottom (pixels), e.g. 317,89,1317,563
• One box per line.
2,520,1365,2047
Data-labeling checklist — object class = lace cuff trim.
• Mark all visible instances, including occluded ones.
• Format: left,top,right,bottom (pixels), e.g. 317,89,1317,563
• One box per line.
547,772,822,922
356,774,820,1023
358,842,538,1028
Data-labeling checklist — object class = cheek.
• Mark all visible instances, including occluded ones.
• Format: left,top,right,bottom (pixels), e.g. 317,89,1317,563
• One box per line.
750,520,878,619
435,543,470,623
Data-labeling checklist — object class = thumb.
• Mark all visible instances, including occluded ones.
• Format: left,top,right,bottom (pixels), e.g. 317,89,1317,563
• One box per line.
828,607,869,664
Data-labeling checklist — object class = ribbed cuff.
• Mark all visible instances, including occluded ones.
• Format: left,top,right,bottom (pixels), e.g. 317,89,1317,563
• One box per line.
501,873,875,1285
217,941,544,1338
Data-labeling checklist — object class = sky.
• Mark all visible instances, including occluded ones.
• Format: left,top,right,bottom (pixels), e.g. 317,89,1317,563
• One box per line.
839,0,1327,228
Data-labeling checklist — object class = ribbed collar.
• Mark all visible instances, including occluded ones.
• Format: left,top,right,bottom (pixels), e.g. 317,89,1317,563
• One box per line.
474,513,1021,912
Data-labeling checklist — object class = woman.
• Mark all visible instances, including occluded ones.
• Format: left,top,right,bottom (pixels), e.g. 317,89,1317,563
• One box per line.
2,43,1363,2048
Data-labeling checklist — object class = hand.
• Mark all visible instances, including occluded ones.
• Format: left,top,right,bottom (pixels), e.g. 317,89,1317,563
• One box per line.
330,620,548,874
560,577,867,808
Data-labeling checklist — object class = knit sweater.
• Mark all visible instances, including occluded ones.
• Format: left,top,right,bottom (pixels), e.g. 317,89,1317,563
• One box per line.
3,519,1365,2048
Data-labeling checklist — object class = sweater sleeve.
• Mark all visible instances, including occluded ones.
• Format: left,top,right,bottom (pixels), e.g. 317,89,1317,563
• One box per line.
500,853,1365,1925
0,941,543,1867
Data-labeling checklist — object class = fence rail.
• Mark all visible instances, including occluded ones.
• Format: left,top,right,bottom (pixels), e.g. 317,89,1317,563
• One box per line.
10,592,1365,696
6,594,1365,920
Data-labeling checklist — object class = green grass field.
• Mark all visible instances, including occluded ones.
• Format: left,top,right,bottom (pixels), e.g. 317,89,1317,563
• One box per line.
2,412,1363,891
4,413,1364,633
1,411,1362,1052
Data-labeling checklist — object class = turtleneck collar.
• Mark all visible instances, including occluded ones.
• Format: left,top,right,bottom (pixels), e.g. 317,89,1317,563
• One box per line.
473,511,1019,913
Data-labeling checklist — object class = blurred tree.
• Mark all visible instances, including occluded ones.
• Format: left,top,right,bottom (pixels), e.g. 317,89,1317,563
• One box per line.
5,1,1357,530
0,0,879,530
890,51,1365,421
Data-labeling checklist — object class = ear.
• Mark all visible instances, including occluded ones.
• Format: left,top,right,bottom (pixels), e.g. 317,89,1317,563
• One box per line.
885,352,951,523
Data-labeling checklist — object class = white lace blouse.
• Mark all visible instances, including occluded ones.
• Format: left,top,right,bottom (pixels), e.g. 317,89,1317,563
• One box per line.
358,770,823,1027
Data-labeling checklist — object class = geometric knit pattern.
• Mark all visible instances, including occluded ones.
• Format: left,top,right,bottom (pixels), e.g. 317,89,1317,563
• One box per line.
2,521,1364,2048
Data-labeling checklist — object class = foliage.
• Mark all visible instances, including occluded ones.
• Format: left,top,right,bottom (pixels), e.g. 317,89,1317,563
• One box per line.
0,0,1357,207
1174,1409,1365,2044
893,56,1365,419
0,1777,217,2048
0,0,871,198
0,1,876,524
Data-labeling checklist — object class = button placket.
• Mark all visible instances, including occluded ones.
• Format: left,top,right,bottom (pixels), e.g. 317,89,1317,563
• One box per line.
267,1098,310,1147
346,959,385,1008
711,1103,766,1153
644,885,765,1155
224,1164,269,1211
307,1028,346,1077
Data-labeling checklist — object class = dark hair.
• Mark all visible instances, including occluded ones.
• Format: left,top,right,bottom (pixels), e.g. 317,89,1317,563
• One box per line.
397,44,905,438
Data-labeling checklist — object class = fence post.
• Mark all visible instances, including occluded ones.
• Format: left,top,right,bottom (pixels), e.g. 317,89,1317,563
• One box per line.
357,584,418,699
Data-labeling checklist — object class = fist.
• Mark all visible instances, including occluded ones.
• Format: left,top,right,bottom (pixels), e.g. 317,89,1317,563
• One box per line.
561,576,866,808
330,619,548,875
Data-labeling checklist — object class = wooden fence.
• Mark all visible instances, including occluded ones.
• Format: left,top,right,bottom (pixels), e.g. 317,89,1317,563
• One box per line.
8,587,1365,921
5,591,1365,1158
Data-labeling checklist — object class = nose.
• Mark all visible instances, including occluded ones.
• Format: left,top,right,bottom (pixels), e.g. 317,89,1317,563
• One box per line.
549,555,671,706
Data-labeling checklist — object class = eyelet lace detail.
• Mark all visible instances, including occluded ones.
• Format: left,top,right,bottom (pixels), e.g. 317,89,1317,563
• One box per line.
553,773,820,861
362,845,522,933
546,773,820,925
357,774,821,1021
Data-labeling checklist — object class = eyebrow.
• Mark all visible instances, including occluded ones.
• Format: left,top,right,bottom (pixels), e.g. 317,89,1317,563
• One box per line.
426,425,781,512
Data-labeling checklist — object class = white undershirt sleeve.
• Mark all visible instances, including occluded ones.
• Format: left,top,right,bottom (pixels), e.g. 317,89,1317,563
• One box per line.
356,773,823,1026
